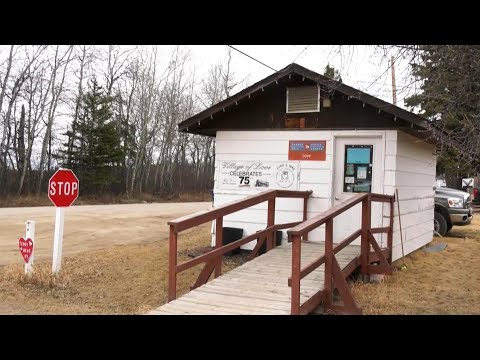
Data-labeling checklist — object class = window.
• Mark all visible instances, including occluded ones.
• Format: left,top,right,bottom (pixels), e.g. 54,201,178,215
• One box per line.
343,145,373,193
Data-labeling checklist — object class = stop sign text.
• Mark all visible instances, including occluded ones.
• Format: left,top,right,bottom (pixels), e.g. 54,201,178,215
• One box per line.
48,169,79,207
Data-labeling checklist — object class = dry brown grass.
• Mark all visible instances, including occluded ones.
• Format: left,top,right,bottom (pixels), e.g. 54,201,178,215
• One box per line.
0,192,211,208
351,217,480,314
0,194,52,208
0,223,244,314
2,213,479,315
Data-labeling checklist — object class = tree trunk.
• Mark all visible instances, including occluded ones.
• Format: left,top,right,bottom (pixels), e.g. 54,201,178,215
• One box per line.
16,105,26,195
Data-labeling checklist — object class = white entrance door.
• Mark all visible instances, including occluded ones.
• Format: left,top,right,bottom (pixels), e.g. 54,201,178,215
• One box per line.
332,136,384,245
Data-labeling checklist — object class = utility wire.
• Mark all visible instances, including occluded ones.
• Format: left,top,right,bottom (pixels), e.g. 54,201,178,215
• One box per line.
292,45,311,63
227,45,277,72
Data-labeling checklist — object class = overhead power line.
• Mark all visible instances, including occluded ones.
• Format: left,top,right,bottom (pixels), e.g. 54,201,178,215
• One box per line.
292,45,311,63
227,45,277,72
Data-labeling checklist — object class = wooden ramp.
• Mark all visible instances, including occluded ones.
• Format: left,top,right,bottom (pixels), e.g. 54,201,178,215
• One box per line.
148,242,360,315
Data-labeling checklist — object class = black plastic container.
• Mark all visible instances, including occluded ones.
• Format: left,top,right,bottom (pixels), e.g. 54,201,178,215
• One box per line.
222,227,244,256
259,230,283,255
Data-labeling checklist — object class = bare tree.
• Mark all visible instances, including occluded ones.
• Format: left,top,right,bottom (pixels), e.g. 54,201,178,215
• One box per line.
1,45,250,199
102,45,136,96
36,45,74,196
0,45,14,166
17,55,55,195
0,46,46,194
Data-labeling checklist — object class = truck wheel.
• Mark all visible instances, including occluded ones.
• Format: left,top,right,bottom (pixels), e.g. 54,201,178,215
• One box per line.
446,223,453,233
434,211,448,236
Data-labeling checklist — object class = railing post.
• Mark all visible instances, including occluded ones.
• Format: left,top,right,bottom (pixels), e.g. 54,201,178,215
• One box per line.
168,225,177,302
361,194,371,279
388,197,394,264
267,198,275,251
215,217,223,277
303,197,309,242
291,234,301,315
324,218,333,308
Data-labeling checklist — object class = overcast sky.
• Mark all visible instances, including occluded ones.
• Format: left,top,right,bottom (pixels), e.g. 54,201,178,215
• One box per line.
0,45,415,108
186,45,415,109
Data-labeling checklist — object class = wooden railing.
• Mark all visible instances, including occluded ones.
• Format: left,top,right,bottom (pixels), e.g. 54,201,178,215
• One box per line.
287,193,395,315
167,189,313,302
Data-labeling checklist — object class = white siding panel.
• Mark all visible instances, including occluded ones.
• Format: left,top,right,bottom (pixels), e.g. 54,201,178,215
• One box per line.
388,208,433,232
385,130,398,141
384,170,396,186
300,169,331,184
397,132,436,163
306,198,331,212
391,130,436,259
225,208,304,224
392,229,433,261
393,209,434,231
395,172,436,187
298,183,331,198
396,156,436,176
300,155,333,169
385,140,397,155
404,221,433,242
214,193,305,211
384,155,396,171
396,198,434,216
383,185,396,196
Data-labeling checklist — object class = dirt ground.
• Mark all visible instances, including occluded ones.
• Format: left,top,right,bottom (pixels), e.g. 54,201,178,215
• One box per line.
0,202,211,266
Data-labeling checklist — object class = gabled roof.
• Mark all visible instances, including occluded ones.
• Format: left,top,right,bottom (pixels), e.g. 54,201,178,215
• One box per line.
178,63,446,144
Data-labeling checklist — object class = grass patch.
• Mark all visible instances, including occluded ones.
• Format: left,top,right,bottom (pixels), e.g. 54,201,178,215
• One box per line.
351,217,480,314
0,192,211,208
2,216,479,315
0,223,245,314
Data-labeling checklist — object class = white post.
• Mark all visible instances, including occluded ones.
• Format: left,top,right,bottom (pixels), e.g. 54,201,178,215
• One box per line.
25,220,35,275
52,207,66,274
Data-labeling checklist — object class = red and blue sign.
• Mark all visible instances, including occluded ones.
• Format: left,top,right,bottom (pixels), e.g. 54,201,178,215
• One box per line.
288,140,326,161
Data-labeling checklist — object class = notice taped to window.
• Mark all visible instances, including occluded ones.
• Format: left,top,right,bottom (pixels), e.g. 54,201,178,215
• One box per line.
218,161,299,190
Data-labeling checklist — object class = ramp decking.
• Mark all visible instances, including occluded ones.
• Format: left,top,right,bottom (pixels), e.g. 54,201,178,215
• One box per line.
148,242,360,315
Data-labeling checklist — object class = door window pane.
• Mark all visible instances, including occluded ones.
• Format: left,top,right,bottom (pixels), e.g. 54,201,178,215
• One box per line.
343,145,373,193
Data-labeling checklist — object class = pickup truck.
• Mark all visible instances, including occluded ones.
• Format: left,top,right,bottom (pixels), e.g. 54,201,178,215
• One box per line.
435,187,473,236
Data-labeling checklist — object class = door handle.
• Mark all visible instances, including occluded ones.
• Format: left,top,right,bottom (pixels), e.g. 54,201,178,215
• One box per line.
335,196,340,200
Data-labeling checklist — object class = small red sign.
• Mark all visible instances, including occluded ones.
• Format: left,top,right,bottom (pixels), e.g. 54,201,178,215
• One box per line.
288,140,326,161
19,237,33,263
48,169,79,207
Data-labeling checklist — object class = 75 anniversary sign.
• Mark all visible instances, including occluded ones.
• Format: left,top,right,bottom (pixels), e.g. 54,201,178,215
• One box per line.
218,161,299,190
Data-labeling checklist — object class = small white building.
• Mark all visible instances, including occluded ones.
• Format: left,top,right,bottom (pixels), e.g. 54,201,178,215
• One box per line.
179,64,440,261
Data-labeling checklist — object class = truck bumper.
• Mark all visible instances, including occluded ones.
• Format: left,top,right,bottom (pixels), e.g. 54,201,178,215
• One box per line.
450,211,473,226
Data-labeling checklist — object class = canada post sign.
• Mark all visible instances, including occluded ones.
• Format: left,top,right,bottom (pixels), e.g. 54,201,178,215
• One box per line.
218,161,299,190
288,140,326,161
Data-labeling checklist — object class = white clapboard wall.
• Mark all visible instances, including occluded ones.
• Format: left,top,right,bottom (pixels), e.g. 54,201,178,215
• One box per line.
383,131,436,261
212,130,435,258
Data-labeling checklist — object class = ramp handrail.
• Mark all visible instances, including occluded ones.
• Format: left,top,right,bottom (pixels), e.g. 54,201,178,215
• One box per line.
167,189,313,302
287,192,395,315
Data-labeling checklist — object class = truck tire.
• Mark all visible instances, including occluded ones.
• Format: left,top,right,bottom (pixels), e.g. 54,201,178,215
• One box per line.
434,211,448,236
446,223,453,233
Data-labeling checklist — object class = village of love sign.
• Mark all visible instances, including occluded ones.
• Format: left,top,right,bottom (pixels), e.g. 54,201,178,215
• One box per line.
218,161,299,190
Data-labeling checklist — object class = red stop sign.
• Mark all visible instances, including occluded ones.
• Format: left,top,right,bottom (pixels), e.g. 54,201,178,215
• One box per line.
48,169,79,207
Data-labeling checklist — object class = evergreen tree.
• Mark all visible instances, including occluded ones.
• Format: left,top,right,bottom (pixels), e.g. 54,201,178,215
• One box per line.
323,64,342,82
58,79,125,193
404,45,480,176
